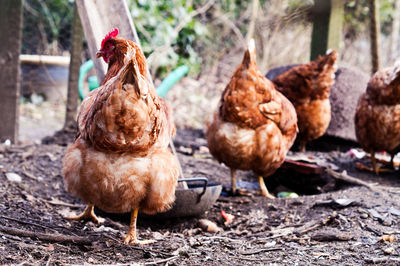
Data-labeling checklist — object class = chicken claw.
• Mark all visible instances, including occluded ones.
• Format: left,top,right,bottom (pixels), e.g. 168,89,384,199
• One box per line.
258,176,275,199
124,234,155,245
67,204,105,224
124,208,155,245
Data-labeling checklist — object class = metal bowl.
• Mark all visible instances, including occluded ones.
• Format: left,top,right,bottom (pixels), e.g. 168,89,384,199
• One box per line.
144,177,222,219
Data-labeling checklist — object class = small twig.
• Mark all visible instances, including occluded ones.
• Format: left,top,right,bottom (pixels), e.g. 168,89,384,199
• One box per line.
295,213,337,235
325,168,376,190
213,10,246,48
0,225,93,245
310,231,353,242
45,256,52,266
251,213,337,242
144,255,179,265
239,257,264,262
22,171,38,181
0,215,57,232
41,198,83,209
199,236,243,242
240,247,283,255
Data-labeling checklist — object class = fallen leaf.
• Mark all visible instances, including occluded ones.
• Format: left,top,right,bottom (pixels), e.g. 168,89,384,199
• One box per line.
6,173,22,183
198,219,223,233
378,234,395,243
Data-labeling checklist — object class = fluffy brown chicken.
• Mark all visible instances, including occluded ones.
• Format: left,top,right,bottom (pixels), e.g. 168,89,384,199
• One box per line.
355,63,400,173
206,40,298,198
62,29,179,245
272,51,338,151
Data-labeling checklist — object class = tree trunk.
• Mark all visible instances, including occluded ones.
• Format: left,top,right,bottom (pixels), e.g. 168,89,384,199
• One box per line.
310,0,344,60
369,0,381,73
0,0,23,143
390,0,400,61
64,4,83,129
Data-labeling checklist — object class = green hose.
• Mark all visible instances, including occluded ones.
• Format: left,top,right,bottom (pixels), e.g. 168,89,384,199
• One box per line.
156,65,189,98
78,60,99,100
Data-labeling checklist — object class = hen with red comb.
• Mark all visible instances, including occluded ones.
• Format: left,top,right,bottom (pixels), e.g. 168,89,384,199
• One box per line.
101,28,119,49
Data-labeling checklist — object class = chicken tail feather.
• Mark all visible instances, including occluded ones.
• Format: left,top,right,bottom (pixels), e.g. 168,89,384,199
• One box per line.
242,38,257,69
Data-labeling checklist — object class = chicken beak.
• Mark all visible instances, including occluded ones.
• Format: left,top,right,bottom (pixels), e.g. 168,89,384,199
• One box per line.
96,50,103,58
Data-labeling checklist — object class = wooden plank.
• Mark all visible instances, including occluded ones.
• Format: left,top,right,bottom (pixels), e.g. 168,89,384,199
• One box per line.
64,4,84,129
75,0,107,82
75,0,141,82
282,160,324,175
19,55,70,66
0,0,23,143
310,0,344,60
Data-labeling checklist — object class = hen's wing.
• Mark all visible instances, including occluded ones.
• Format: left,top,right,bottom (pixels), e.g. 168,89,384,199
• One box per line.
79,55,165,154
355,63,400,154
219,40,297,135
366,63,400,105
273,50,338,104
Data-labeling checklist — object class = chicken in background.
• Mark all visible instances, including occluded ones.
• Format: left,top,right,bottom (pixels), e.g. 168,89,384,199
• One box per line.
62,29,179,245
272,50,338,152
355,62,400,173
206,39,298,198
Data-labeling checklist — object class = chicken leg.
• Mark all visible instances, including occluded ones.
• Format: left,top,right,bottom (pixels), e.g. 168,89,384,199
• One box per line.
67,204,104,224
298,141,306,153
258,176,275,199
231,169,238,195
356,149,391,174
124,208,155,245
389,153,396,169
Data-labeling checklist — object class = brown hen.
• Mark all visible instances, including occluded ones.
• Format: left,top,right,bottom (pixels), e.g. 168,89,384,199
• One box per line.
355,63,400,173
62,29,179,245
206,40,298,198
272,51,338,151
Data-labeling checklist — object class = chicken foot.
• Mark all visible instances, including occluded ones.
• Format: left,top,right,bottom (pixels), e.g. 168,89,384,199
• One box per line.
230,169,251,196
258,176,275,199
124,208,155,245
356,149,392,174
67,204,104,224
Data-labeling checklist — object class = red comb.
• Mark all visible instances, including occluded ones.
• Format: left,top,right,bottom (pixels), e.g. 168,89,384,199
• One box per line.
101,28,119,48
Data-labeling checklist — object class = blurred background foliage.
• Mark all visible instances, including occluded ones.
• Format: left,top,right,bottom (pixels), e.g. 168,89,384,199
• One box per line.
22,0,74,55
21,0,400,77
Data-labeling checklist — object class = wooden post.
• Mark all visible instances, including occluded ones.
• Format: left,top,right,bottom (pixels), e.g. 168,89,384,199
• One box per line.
390,0,400,58
310,0,344,60
75,0,141,83
64,4,83,129
0,0,23,143
369,0,381,73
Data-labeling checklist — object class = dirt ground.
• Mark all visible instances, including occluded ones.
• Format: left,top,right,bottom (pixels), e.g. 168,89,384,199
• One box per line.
1,129,400,265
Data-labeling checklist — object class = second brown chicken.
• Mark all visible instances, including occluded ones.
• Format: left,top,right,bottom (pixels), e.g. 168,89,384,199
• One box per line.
206,40,298,198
